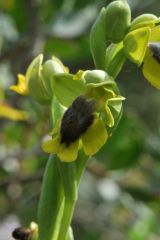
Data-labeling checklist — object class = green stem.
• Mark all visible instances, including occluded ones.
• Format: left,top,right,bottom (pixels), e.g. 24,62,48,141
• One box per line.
76,150,88,183
57,150,88,240
38,155,64,240
58,199,76,240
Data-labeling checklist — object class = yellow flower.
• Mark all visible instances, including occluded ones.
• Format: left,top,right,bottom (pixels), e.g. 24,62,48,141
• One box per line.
124,25,160,89
10,74,29,96
0,102,28,121
42,69,124,162
0,87,28,121
42,96,108,162
143,26,160,89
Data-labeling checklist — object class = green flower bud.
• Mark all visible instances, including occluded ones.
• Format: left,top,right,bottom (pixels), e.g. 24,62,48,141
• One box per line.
26,55,68,105
41,57,68,102
105,0,131,43
26,54,51,105
130,14,158,31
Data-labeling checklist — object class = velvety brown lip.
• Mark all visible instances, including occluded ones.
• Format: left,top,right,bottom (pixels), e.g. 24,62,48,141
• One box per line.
60,96,95,146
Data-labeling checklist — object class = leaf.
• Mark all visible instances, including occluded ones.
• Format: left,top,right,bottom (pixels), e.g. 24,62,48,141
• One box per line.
90,8,107,69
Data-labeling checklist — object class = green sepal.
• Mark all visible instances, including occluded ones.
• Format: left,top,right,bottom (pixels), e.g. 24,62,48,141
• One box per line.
52,73,86,107
105,42,126,78
107,97,124,122
90,8,107,69
130,14,158,31
105,0,131,43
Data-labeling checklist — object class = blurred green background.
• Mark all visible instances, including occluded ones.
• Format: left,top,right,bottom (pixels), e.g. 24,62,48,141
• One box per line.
1,0,160,239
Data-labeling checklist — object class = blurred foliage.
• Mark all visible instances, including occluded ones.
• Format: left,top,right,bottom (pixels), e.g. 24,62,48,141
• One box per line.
1,0,160,240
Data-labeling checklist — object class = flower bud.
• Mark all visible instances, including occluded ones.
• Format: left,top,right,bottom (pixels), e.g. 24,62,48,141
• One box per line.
105,0,131,43
26,54,51,105
26,55,68,105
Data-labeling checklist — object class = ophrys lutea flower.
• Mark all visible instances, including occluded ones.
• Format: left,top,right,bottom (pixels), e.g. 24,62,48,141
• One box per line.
42,70,124,162
42,95,107,162
124,18,160,89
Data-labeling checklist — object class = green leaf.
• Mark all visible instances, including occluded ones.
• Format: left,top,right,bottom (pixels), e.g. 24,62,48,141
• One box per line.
105,42,126,78
90,8,107,69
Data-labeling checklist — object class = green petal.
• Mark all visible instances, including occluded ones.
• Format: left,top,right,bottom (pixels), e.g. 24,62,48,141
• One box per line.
104,87,116,99
58,140,79,162
105,104,114,127
42,136,60,153
124,27,151,65
81,117,108,156
108,97,125,113
107,97,124,122
143,52,160,89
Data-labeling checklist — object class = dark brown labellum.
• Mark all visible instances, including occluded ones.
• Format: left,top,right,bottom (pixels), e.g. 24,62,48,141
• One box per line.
12,227,31,240
60,96,95,146
148,42,160,63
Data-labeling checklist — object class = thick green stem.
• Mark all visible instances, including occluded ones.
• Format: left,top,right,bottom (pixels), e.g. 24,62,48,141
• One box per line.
38,155,64,240
57,151,88,240
58,199,76,240
76,150,88,183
